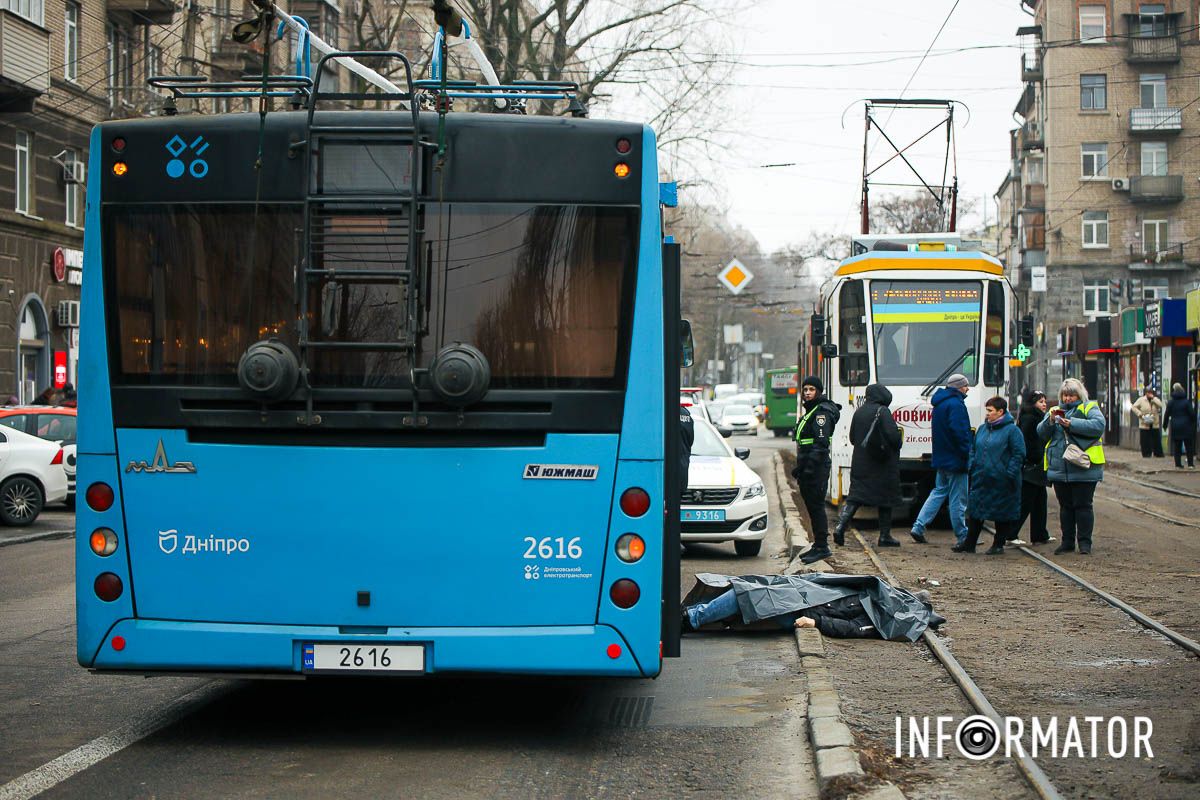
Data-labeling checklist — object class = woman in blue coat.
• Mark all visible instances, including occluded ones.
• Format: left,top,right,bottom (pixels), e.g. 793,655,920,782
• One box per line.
954,396,1025,554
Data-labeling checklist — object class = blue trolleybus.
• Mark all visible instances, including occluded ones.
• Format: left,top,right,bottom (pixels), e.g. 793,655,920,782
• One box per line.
76,56,685,678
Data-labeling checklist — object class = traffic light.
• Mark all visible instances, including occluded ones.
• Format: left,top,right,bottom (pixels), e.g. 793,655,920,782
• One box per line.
810,314,826,346
1019,315,1035,347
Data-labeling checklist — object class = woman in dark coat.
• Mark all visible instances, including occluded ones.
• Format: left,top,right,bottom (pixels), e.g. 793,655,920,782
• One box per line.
833,383,904,548
956,396,1025,554
1163,382,1196,469
1015,390,1051,544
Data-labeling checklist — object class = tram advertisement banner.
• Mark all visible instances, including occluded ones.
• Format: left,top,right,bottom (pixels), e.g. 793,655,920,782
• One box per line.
870,283,982,324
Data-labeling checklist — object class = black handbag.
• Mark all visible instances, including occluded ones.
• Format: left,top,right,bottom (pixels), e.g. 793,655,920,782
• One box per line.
862,407,889,459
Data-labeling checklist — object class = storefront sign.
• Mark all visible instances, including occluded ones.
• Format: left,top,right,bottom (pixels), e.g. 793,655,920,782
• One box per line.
52,248,66,282
1145,302,1162,338
1030,266,1047,292
1187,288,1200,332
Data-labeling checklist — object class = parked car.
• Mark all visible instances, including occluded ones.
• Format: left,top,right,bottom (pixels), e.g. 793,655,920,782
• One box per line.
713,383,740,401
729,392,767,421
681,419,768,556
718,404,759,435
0,425,68,525
0,406,77,509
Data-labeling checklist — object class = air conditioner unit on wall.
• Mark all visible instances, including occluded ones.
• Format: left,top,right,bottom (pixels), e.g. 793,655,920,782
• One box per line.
1112,178,1129,191
57,300,79,328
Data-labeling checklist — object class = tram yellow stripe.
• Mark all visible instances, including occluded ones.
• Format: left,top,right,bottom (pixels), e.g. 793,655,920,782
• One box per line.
873,311,981,323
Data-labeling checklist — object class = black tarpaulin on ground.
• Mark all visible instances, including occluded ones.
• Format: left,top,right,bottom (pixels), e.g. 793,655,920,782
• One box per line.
683,573,945,642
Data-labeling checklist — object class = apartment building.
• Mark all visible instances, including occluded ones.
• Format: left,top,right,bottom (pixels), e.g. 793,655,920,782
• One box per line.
998,0,1200,445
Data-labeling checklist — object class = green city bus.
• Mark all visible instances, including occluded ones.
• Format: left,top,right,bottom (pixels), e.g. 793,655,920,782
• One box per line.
764,367,799,437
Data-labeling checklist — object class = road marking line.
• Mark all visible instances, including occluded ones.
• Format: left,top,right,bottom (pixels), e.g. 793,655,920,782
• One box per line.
0,683,227,800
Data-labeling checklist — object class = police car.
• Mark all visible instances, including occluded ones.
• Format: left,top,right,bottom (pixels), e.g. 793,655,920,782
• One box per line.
681,419,769,556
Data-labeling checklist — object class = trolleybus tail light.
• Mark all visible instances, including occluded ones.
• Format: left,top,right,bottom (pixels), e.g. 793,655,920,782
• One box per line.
614,162,630,179
86,482,114,512
615,533,645,563
111,137,126,153
90,528,118,556
606,643,622,659
50,448,63,465
610,579,640,609
615,137,632,154
619,487,650,518
94,572,123,602
111,636,126,651
112,162,128,177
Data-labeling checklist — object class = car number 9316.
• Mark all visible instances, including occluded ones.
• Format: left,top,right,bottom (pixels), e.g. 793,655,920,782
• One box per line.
303,643,424,673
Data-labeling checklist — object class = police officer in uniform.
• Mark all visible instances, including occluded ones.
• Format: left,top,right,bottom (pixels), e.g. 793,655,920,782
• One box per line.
791,376,841,564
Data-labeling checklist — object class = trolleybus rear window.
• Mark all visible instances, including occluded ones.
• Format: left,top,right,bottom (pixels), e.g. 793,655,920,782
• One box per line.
870,280,982,386
106,203,637,389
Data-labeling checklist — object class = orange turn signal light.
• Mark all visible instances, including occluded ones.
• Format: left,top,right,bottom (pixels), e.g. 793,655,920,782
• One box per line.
112,162,128,176
614,162,630,179
90,528,118,556
615,533,645,563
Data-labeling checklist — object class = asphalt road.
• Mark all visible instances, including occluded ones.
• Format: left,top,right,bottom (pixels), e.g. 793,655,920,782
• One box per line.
0,432,817,799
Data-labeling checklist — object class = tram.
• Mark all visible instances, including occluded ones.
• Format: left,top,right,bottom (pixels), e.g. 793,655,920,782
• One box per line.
801,233,1017,515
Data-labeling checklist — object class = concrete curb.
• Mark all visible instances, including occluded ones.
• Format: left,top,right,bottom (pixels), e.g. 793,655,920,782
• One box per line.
770,451,832,573
793,624,908,799
0,529,73,548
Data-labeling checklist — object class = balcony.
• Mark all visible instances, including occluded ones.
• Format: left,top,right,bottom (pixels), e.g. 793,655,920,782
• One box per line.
1130,174,1184,204
211,37,262,72
0,10,48,112
1022,183,1045,210
106,0,178,25
1019,212,1045,252
1129,243,1186,270
1019,120,1043,151
1127,34,1180,63
1130,107,1182,133
1021,53,1042,81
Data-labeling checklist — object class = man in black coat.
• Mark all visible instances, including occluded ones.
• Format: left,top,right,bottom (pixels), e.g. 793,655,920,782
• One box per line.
832,383,907,548
792,376,841,564
679,404,694,488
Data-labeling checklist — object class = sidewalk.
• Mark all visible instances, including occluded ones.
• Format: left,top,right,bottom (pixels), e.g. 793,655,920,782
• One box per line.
1105,444,1200,477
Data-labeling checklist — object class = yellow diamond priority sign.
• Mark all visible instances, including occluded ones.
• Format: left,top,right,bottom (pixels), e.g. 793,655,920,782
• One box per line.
718,257,753,295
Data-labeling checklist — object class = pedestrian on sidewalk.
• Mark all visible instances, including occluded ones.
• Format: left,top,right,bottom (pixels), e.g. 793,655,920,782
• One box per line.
832,383,905,548
792,376,841,565
909,373,972,547
955,396,1025,554
1164,382,1196,469
1016,389,1052,544
1132,387,1165,458
1038,378,1106,555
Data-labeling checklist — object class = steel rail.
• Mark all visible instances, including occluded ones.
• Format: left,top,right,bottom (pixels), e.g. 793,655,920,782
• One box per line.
851,529,1065,800
1109,470,1200,501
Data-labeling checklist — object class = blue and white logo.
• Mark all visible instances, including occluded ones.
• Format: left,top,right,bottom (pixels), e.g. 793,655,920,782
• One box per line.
165,134,210,179
158,529,179,554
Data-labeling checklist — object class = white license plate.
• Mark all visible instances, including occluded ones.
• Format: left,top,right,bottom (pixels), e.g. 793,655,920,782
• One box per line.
303,643,425,673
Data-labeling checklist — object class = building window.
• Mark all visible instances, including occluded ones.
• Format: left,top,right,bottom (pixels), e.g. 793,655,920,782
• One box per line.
14,131,30,215
1081,143,1109,178
1025,155,1044,185
64,2,79,82
1143,219,1168,253
64,147,80,228
1083,279,1110,315
1082,211,1109,248
1141,142,1168,176
107,25,132,108
1138,4,1168,36
213,0,230,47
1140,74,1167,108
147,44,162,80
2,0,45,26
1080,75,1106,109
1141,277,1170,301
1079,5,1106,42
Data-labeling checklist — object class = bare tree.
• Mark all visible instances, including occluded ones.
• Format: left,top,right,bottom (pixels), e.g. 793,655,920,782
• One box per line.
868,193,977,235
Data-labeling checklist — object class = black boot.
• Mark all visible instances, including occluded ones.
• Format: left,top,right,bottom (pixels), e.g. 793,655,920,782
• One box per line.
877,512,900,547
832,504,854,546
801,544,833,564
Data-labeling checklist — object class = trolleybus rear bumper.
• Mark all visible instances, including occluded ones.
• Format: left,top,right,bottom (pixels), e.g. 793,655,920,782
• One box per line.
86,619,653,677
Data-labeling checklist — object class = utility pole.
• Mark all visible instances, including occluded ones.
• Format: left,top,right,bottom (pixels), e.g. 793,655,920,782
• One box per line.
180,0,200,77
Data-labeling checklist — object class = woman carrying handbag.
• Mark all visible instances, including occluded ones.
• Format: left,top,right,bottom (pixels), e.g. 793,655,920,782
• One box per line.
1037,378,1106,555
832,383,907,548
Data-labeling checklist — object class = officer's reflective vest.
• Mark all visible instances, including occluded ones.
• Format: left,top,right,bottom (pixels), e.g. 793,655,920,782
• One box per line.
795,403,820,445
1044,401,1106,469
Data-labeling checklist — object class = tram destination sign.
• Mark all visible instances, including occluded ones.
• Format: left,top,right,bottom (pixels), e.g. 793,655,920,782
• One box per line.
871,283,982,324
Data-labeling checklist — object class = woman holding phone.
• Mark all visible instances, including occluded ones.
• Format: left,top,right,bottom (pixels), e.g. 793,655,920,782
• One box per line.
1037,378,1106,555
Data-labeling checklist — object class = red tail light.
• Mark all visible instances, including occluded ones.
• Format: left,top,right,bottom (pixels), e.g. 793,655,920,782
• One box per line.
94,572,123,602
610,579,641,609
86,483,114,512
619,488,650,518
50,448,63,465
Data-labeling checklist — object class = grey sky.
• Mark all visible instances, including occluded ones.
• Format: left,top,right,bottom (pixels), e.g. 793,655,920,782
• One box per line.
715,0,1028,252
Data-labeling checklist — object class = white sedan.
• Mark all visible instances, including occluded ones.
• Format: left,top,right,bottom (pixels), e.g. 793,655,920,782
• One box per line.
681,420,769,556
718,403,759,435
0,425,68,526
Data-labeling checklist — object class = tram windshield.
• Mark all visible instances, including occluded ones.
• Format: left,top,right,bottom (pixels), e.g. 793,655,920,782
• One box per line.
869,280,982,386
